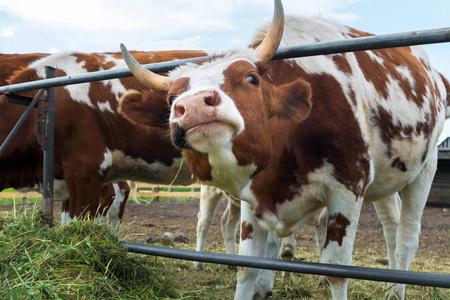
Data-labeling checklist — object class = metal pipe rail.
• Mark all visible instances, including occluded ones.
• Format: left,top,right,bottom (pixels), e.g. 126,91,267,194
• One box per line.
1,26,450,95
119,242,450,289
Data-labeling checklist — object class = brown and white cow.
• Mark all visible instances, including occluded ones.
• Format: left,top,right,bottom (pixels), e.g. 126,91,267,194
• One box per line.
0,51,207,223
0,53,133,226
119,0,449,299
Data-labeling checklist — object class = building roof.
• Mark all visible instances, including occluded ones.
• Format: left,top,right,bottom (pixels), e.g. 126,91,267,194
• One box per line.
438,137,450,160
438,137,450,149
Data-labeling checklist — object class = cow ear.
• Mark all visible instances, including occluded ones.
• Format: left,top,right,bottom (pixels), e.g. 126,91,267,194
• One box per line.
270,78,312,123
119,90,170,128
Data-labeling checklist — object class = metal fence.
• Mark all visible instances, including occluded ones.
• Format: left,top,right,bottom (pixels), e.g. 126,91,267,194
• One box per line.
1,26,450,288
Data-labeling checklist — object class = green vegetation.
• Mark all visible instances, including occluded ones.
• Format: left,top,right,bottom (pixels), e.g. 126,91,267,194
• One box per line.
0,203,447,299
0,188,42,205
0,206,178,299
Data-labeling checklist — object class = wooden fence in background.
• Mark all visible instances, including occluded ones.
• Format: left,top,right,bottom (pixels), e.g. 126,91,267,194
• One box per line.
132,183,201,198
0,183,202,200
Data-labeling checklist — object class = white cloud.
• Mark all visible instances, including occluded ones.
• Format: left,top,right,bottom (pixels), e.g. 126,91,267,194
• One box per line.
238,0,366,22
48,46,60,54
139,35,204,51
0,0,237,35
0,25,17,37
0,0,367,37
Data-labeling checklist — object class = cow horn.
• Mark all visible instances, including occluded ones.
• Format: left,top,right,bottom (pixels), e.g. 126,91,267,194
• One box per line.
255,0,284,64
120,43,173,92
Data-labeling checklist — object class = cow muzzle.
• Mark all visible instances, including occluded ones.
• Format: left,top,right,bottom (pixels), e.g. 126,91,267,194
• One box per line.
170,90,243,152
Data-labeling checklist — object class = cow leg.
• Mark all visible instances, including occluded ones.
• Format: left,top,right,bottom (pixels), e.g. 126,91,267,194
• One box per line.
279,234,295,281
97,184,110,223
386,154,437,300
127,180,139,203
61,199,70,225
372,193,401,294
312,208,329,286
64,168,103,221
106,182,130,229
194,185,224,270
321,191,363,300
221,196,240,259
115,182,130,226
234,202,268,300
254,230,282,300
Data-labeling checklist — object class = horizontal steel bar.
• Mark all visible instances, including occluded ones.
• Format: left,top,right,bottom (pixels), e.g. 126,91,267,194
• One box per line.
0,55,212,95
273,27,450,60
1,27,450,95
119,242,450,289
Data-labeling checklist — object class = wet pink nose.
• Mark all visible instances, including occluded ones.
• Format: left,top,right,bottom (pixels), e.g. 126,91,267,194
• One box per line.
173,91,221,118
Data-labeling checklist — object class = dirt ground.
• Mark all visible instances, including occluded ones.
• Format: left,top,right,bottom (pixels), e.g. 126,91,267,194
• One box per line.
119,199,449,264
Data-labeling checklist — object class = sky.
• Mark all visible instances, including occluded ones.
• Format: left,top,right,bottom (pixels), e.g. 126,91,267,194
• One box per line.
1,0,450,141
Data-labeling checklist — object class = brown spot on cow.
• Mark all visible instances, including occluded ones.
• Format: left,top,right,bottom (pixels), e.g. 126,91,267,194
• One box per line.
348,28,374,39
167,77,191,105
241,221,254,241
0,53,48,86
354,46,433,109
372,106,437,159
332,54,352,75
185,150,213,182
391,157,407,172
324,213,351,249
326,276,347,286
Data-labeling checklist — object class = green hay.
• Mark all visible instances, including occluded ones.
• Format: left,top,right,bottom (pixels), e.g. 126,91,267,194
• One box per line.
0,205,178,300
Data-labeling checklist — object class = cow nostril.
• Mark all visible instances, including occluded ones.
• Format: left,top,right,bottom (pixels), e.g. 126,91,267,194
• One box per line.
174,104,185,118
204,91,220,106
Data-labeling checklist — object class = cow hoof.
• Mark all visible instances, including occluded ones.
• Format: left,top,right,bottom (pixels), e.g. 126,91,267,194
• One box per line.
227,265,238,272
281,271,294,282
253,290,273,300
280,245,294,261
318,276,329,287
385,293,402,300
193,261,204,271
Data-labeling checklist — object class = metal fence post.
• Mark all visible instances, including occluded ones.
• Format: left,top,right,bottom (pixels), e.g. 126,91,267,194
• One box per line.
40,66,55,226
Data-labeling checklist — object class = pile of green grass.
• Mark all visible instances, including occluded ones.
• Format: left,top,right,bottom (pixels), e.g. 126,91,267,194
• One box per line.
0,205,178,299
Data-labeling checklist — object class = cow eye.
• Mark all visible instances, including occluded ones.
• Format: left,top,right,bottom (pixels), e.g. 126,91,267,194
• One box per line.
245,75,259,86
168,95,177,105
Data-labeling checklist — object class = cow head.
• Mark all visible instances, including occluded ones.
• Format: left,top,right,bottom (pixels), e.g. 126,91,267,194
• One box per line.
119,0,312,195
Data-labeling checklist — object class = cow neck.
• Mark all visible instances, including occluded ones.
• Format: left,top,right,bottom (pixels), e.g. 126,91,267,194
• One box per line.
186,143,257,203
